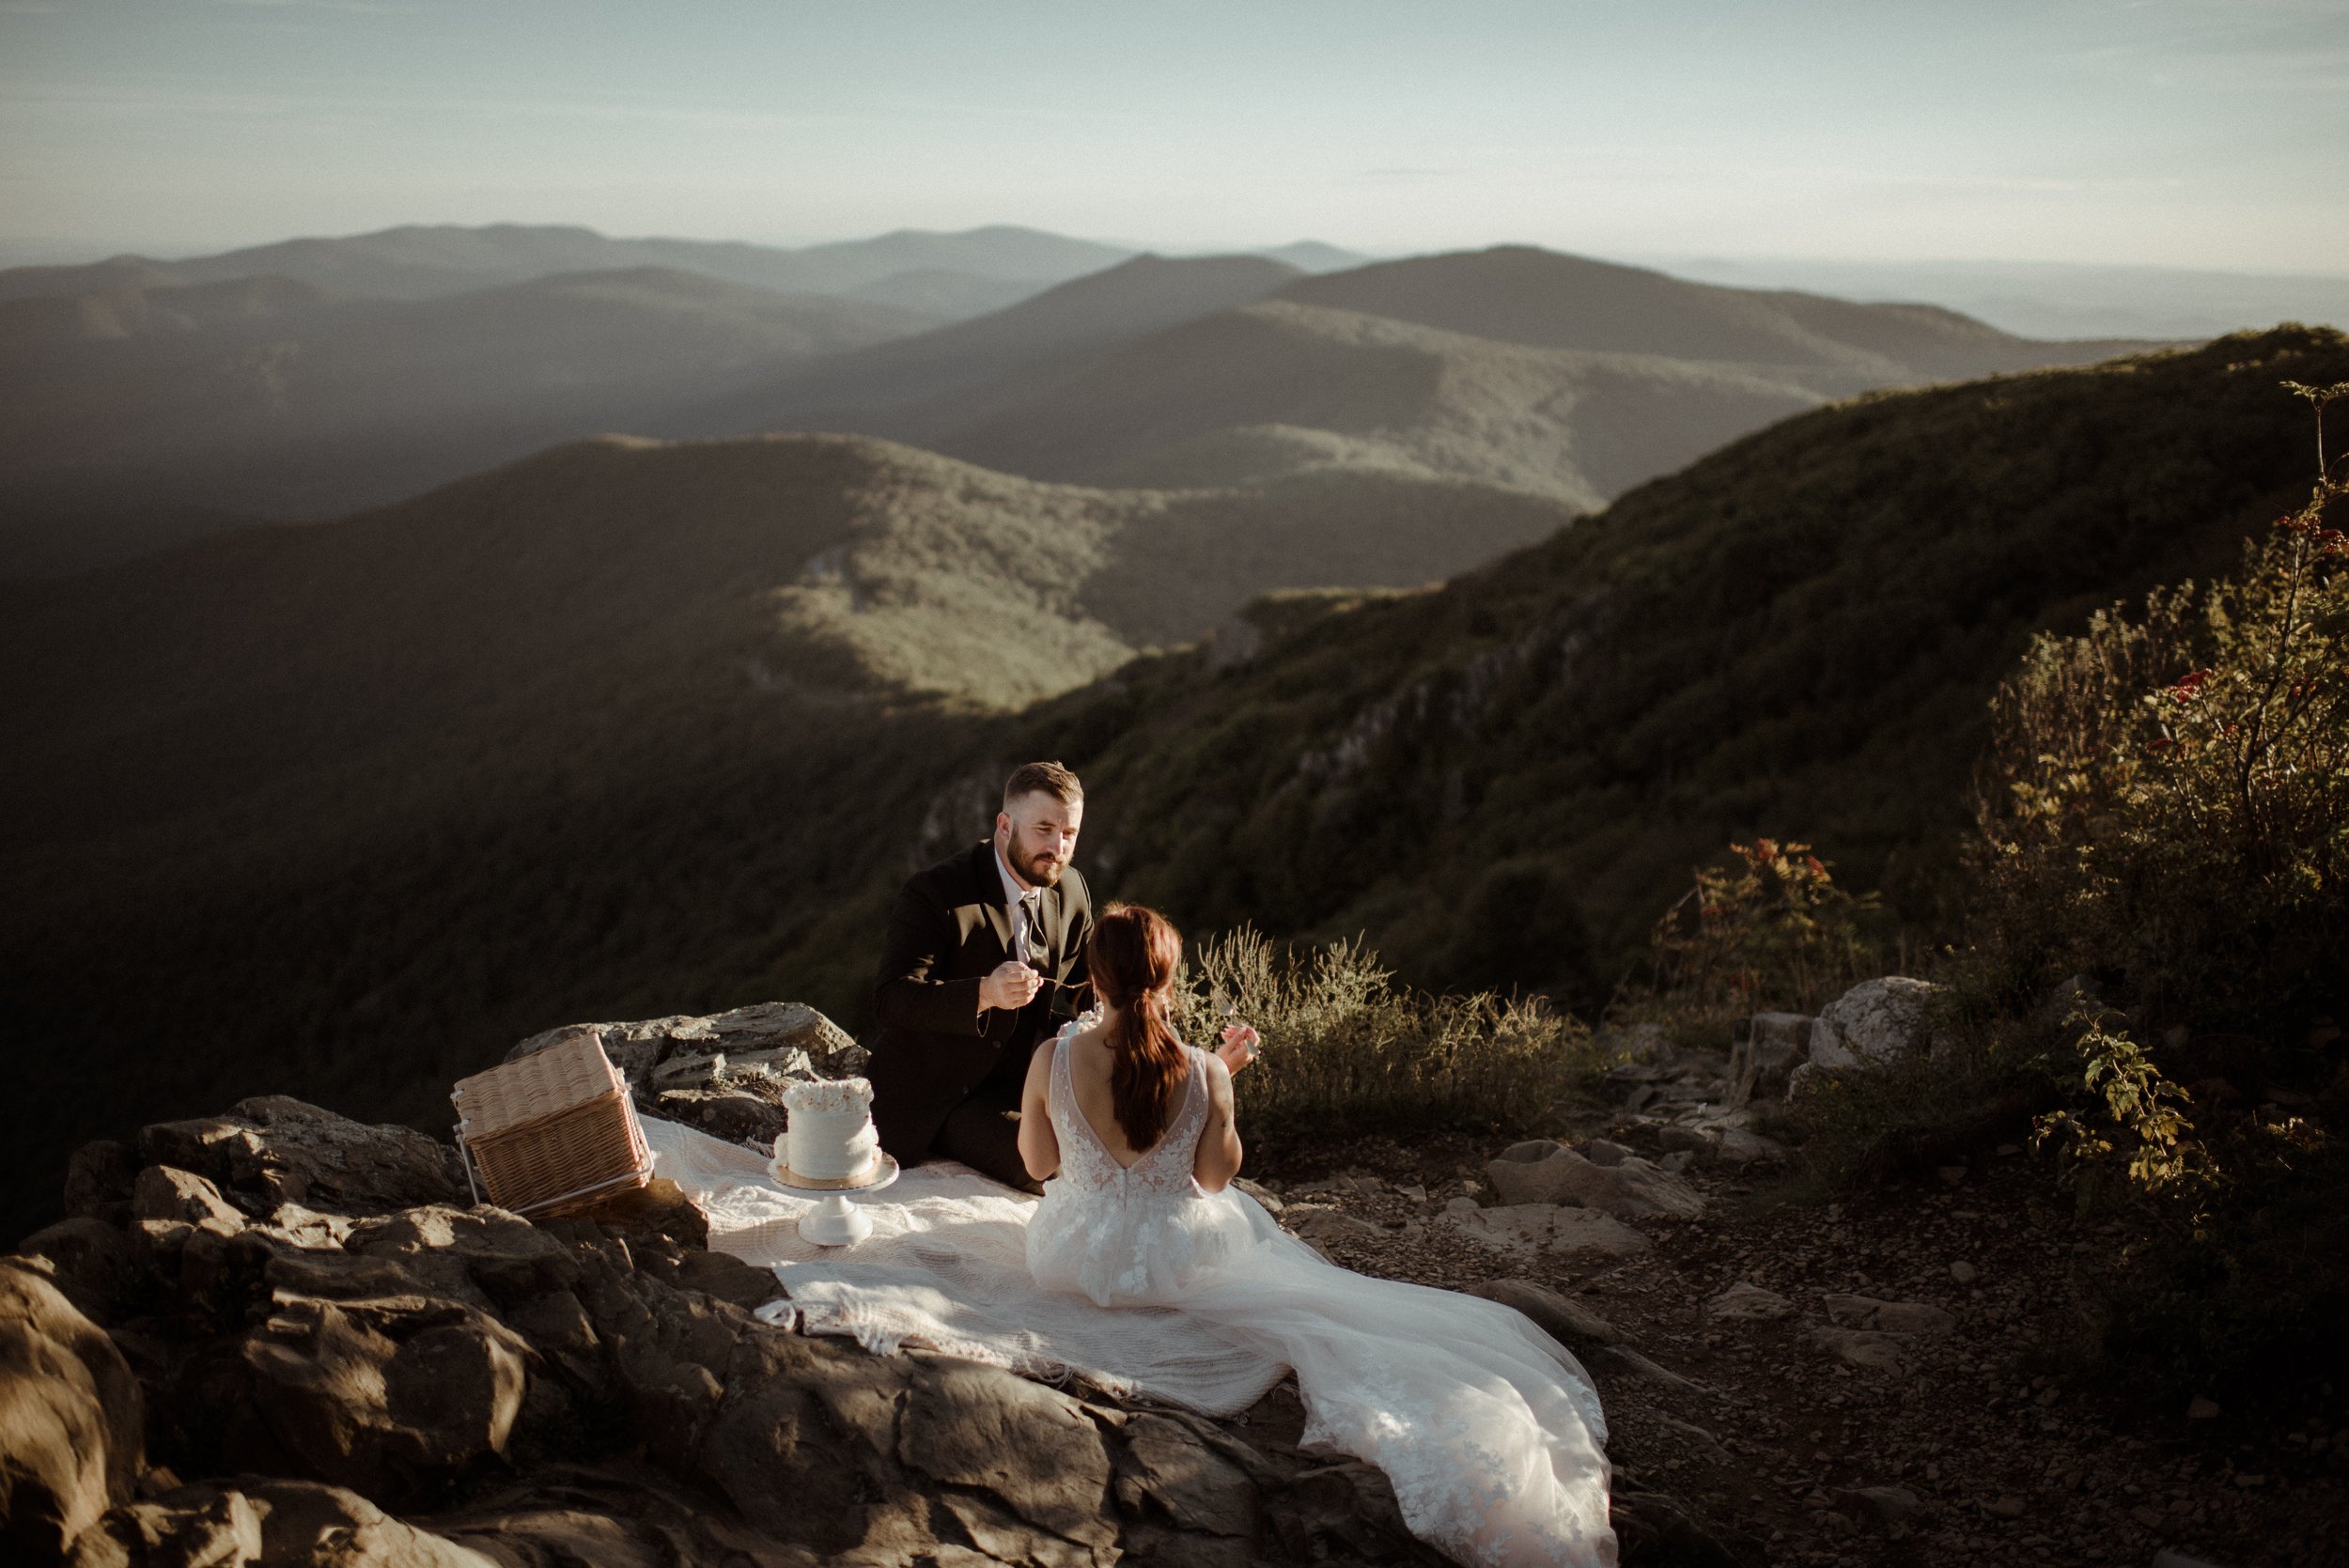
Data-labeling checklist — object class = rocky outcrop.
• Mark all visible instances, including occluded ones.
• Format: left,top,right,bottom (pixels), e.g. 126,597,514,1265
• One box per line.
507,1002,868,1155
6,1073,1455,1565
1486,1139,1706,1219
0,1258,146,1561
1805,976,1952,1073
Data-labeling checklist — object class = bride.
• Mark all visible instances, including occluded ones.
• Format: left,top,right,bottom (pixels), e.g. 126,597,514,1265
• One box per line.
645,903,1618,1567
1016,903,1617,1568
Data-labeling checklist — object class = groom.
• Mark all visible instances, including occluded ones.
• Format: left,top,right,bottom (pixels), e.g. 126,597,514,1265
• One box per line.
867,761,1094,1193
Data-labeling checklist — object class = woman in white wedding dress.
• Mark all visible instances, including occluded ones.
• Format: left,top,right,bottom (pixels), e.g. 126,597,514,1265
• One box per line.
641,905,1618,1567
1016,904,1618,1568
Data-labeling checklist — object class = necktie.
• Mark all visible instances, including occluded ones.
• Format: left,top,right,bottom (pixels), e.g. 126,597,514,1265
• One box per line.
1014,892,1040,965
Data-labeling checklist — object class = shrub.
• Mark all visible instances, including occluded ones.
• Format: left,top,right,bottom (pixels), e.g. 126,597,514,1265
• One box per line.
1170,925,1603,1143
1968,464,2349,1036
1958,382,2349,1389
1623,837,1884,1047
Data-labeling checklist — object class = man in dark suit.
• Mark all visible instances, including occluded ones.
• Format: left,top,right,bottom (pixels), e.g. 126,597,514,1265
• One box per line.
867,761,1093,1193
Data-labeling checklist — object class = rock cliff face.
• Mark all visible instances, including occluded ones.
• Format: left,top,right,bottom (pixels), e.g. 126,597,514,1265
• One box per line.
5,1008,1455,1567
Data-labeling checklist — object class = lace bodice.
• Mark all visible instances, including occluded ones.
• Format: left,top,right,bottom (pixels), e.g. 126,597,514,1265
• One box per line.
1045,1019,1210,1199
1026,1020,1240,1308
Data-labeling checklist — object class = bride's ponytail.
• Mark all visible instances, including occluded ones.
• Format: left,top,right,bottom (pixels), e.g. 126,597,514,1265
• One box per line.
1085,905,1188,1150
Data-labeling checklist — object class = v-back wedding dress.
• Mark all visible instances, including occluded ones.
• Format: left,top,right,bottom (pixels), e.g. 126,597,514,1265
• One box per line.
1025,1026,1617,1567
640,1020,1617,1567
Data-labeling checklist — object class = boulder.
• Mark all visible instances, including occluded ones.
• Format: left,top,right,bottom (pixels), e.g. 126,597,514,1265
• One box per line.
1464,1278,1622,1351
1440,1200,1653,1257
1822,1295,1956,1335
141,1098,465,1218
1703,1282,1793,1322
654,1087,791,1149
1113,1410,1260,1539
1811,1326,1907,1375
235,1291,534,1501
95,1476,498,1567
16,1219,138,1327
1713,1126,1787,1166
424,1462,829,1566
1808,977,1952,1072
1728,1012,1811,1105
1485,1141,1703,1219
0,1258,146,1560
508,1001,864,1085
1657,1126,1719,1157
342,1204,583,1312
131,1166,245,1234
83,1484,264,1568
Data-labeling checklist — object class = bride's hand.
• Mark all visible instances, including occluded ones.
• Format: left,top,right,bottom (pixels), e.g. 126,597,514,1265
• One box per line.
1217,1023,1261,1073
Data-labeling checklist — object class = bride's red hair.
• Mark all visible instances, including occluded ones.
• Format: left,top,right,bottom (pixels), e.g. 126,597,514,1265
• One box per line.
1085,904,1186,1150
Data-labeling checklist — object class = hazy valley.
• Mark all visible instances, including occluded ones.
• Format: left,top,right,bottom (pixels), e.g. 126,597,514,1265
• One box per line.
3,224,2161,579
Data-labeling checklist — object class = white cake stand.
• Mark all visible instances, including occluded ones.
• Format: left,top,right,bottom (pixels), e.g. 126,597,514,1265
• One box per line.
768,1154,900,1246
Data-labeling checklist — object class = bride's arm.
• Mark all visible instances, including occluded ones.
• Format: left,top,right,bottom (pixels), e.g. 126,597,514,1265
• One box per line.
1017,1043,1060,1183
1191,1054,1243,1192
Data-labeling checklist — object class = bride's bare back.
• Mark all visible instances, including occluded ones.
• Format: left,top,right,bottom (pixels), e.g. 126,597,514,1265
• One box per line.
1021,1015,1240,1189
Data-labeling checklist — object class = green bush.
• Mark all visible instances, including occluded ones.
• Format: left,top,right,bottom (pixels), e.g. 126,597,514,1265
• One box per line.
1169,924,1605,1144
1620,836,1885,1048
1969,432,2349,1038
1957,381,2349,1389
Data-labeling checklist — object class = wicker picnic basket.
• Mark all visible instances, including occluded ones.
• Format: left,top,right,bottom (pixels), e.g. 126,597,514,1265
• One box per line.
450,1030,652,1218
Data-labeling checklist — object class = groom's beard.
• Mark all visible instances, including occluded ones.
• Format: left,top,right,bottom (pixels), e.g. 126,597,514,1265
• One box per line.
1013,845,1066,888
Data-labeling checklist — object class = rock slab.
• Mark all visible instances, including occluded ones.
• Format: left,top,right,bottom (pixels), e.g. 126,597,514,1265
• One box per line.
1485,1141,1704,1219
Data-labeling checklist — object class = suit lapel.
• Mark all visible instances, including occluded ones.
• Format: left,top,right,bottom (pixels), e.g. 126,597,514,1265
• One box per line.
972,839,1015,959
1035,882,1063,970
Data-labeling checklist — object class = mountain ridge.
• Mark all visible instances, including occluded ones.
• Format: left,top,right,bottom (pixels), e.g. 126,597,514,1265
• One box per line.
0,221,1137,304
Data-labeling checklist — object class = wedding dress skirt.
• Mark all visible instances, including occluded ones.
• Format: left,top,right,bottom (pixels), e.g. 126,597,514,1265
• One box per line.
641,1032,1617,1568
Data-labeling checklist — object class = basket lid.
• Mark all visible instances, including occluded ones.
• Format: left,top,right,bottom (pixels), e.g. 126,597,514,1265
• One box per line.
452,1030,629,1141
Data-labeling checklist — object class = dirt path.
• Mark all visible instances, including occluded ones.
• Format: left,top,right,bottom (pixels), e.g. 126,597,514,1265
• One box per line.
1247,1105,2349,1567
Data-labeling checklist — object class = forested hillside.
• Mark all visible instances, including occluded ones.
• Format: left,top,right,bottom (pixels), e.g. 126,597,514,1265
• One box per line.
6,327,2335,1247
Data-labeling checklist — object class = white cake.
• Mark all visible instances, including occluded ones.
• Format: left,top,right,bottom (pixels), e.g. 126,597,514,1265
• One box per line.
780,1076,881,1184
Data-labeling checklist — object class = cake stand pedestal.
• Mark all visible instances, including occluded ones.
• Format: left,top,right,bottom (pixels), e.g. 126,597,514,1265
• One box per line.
769,1156,900,1247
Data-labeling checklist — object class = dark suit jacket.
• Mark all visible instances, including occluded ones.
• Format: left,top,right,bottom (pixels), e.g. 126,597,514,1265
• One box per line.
866,838,1094,1165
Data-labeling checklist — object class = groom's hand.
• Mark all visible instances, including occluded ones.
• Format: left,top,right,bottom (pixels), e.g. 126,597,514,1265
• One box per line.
980,961,1044,1012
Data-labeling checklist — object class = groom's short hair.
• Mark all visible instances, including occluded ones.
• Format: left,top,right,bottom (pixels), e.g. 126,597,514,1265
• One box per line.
1003,761,1083,810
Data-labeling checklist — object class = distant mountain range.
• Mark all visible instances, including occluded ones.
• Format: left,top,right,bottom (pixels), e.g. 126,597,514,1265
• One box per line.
735,245,2160,511
0,226,1384,576
0,267,936,571
0,222,1134,305
1650,255,2349,343
4,324,2338,1244
0,223,2165,581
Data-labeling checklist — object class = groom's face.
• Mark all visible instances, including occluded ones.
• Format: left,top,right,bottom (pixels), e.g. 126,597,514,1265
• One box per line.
997,791,1082,889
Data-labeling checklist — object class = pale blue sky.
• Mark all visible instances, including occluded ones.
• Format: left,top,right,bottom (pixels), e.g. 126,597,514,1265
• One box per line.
2,0,2343,269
